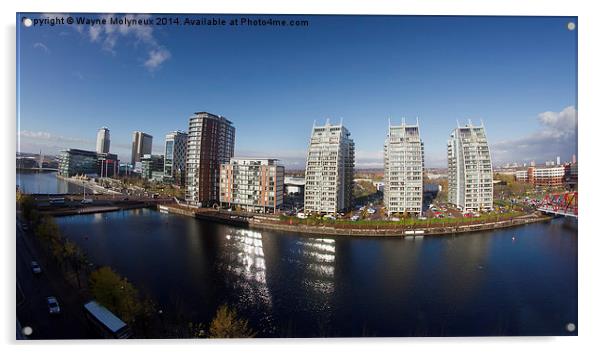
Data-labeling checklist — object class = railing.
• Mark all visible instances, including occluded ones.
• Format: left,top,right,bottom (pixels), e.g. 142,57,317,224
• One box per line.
537,192,578,218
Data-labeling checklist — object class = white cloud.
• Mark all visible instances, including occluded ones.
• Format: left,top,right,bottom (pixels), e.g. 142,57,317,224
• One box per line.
20,130,51,139
33,42,50,53
490,106,577,165
144,48,171,72
71,13,171,71
19,130,90,144
537,106,578,137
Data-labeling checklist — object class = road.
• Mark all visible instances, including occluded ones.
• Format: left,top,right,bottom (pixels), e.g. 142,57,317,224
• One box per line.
16,218,96,339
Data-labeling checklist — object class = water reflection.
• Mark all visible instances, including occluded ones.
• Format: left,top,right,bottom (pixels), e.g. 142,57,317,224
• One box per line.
297,238,336,279
219,228,274,333
17,171,84,194
53,210,577,337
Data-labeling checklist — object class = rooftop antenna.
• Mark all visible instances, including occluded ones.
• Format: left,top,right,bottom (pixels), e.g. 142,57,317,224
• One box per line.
388,117,391,128
401,116,406,126
468,118,473,126
456,119,460,128
340,117,343,126
416,116,420,127
312,119,316,128
325,117,330,126
480,118,484,127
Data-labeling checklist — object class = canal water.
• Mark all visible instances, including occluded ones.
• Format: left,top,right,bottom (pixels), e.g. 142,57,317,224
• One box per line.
52,208,578,337
17,171,84,194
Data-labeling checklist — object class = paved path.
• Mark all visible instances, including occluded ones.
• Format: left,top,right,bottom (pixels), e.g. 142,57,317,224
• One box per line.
16,218,96,340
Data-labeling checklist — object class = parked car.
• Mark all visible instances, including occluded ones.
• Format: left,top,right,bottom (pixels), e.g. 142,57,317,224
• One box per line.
351,215,360,221
296,212,307,219
367,208,376,214
81,199,93,204
31,261,42,274
323,214,336,221
47,296,61,315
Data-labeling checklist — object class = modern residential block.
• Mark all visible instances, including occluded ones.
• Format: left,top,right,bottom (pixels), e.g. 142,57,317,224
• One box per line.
304,120,354,214
384,119,424,216
447,121,493,211
164,131,188,185
219,158,284,212
185,112,235,206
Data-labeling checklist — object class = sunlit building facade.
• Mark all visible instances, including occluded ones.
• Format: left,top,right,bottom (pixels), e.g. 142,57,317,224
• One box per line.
131,131,153,165
96,127,110,154
304,120,354,214
219,158,284,212
185,112,235,206
384,120,424,216
447,121,493,211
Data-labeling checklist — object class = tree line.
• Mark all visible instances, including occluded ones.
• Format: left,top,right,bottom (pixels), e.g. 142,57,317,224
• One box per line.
17,191,255,338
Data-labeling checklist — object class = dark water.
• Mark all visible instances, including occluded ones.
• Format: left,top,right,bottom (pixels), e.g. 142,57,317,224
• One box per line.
54,209,577,337
17,171,84,194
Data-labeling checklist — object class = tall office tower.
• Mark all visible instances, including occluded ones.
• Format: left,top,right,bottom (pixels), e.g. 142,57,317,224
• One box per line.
185,112,235,206
219,158,285,212
447,121,493,212
384,119,424,216
164,131,188,185
96,127,111,154
131,131,153,165
304,120,355,214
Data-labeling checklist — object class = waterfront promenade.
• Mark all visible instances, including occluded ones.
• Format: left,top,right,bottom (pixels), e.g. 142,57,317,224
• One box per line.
158,204,552,237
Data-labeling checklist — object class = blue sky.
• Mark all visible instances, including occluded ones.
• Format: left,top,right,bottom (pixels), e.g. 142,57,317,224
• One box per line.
17,14,577,168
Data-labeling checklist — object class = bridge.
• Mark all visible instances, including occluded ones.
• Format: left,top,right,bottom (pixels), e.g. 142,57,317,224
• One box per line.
17,167,59,172
537,192,578,218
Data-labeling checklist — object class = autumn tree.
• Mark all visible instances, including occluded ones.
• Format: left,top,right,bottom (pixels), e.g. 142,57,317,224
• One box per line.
17,193,37,221
63,239,87,288
89,266,144,324
208,305,256,338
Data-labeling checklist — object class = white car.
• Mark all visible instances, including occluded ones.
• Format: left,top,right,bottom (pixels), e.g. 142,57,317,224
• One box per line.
296,212,307,219
351,215,360,221
47,296,61,315
31,261,42,274
367,208,376,214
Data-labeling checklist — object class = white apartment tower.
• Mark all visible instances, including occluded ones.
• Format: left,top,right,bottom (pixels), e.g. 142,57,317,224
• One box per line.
447,121,493,211
384,119,424,216
304,120,355,214
96,127,110,154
